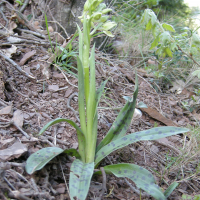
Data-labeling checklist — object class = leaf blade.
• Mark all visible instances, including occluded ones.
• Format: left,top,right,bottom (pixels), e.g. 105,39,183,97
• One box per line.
69,159,94,200
38,118,86,162
96,73,138,152
95,127,189,165
101,163,166,200
25,147,64,174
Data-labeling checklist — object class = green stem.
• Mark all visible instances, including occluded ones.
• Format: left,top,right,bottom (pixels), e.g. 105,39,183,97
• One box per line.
83,16,90,106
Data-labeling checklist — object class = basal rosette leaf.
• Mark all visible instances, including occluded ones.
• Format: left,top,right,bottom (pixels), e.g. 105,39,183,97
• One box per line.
96,74,138,152
100,164,166,200
69,159,94,200
38,118,86,162
25,147,64,174
25,147,81,175
95,127,189,165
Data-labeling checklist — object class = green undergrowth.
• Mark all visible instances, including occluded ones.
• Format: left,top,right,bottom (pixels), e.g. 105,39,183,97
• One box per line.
160,125,200,186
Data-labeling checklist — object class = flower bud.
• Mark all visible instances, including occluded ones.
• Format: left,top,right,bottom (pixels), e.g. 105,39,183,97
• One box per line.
101,21,116,31
101,8,112,14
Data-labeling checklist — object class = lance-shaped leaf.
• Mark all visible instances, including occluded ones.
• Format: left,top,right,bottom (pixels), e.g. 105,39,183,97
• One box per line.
77,25,83,61
77,56,87,136
25,147,80,174
96,74,138,152
95,80,107,109
164,182,179,198
99,164,166,200
38,118,86,162
26,147,63,174
87,44,96,128
95,126,189,165
69,159,94,200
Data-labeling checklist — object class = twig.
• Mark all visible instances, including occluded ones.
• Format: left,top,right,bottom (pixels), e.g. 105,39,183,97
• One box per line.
8,191,33,200
0,119,30,139
54,64,78,88
0,52,36,80
99,167,107,199
154,139,181,155
39,136,55,147
45,135,70,146
20,0,30,13
0,7,8,27
4,176,16,190
59,159,70,196
16,28,46,39
13,121,31,139
0,98,9,107
38,20,69,38
67,92,80,122
178,45,200,68
9,82,39,108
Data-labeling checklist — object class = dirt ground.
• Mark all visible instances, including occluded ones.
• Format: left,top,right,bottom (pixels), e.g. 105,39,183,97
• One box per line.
0,1,200,200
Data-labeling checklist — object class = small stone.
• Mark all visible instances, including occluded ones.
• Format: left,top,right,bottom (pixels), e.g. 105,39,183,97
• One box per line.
57,134,62,139
0,106,13,116
71,142,78,149
48,85,59,91
52,93,59,98
150,145,159,154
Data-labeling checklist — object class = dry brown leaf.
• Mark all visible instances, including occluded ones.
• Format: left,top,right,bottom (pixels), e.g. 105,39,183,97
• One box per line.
140,107,177,126
0,141,27,161
13,110,24,128
0,105,13,116
1,45,17,58
8,21,17,34
19,50,36,65
0,138,15,150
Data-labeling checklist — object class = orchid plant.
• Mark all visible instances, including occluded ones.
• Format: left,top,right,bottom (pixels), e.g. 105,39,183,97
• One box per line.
25,1,189,199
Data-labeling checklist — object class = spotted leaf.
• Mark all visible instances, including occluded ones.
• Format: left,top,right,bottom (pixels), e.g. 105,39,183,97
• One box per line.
96,73,138,152
95,126,189,165
69,159,94,200
38,118,85,161
25,147,64,174
101,164,166,200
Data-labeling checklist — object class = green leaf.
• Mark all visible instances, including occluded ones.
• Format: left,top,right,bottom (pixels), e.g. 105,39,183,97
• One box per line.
25,147,64,174
96,74,138,152
77,56,87,137
77,25,83,60
95,80,107,108
63,148,81,159
150,36,160,50
38,118,86,162
103,30,114,37
87,44,96,125
69,159,94,200
164,182,179,198
101,164,166,200
101,21,116,31
95,126,189,165
146,20,152,30
160,31,171,44
165,47,173,57
162,23,175,32
25,147,82,175
192,70,200,79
